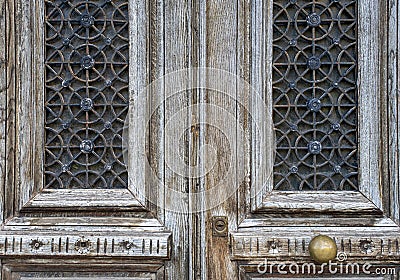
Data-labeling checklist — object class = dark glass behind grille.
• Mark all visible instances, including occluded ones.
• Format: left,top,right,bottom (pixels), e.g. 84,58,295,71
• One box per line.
44,0,129,189
272,0,358,191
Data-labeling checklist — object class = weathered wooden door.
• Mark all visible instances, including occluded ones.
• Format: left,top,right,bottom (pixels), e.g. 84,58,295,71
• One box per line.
1,0,400,279
198,0,400,279
0,0,194,279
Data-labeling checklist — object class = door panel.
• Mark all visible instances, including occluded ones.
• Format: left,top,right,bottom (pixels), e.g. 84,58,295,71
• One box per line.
199,0,400,278
0,0,190,278
1,0,400,279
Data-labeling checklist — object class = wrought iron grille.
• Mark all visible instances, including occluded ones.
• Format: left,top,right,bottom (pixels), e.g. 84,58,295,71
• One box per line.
44,0,129,189
272,0,358,191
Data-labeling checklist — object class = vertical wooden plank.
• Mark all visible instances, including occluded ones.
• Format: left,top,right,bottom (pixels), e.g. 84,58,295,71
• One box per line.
0,0,6,223
388,0,400,225
32,0,44,200
4,0,15,220
237,0,252,224
162,0,191,278
358,0,383,209
194,1,207,279
128,0,150,207
14,0,44,211
250,0,274,211
379,0,390,216
203,1,239,279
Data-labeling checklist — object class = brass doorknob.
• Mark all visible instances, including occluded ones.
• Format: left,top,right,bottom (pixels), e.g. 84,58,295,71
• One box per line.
308,235,337,263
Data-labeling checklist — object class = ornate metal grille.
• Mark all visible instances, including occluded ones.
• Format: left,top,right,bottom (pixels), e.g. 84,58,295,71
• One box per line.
44,0,129,189
272,0,358,191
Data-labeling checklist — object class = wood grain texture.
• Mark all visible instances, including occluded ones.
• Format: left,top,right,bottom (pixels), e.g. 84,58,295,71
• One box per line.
4,0,15,221
203,0,240,279
21,189,144,210
231,227,400,261
0,0,176,276
128,0,150,210
258,191,382,214
161,0,192,278
3,217,164,229
0,231,171,258
0,0,6,224
388,0,400,226
358,0,383,210
250,0,274,212
2,263,165,280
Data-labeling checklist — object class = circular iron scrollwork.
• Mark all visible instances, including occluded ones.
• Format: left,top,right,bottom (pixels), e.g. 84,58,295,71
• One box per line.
44,0,129,189
273,0,358,191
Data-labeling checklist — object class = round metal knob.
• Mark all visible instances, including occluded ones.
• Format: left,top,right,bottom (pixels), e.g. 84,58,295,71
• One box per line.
309,235,337,263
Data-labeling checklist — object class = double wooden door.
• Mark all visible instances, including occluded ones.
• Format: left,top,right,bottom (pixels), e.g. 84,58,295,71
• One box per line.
0,0,400,279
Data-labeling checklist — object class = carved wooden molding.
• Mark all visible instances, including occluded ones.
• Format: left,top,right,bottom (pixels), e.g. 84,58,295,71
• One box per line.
2,262,165,279
231,228,400,261
0,231,171,259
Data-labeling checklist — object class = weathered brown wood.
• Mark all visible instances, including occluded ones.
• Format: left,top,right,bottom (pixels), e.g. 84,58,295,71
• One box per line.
3,217,164,229
210,0,400,278
238,216,397,228
4,0,15,222
21,189,144,210
203,0,240,279
0,0,175,278
0,231,171,258
259,191,383,214
2,0,400,278
358,0,384,210
0,0,6,225
2,262,165,280
231,227,400,261
388,0,400,226
161,0,192,278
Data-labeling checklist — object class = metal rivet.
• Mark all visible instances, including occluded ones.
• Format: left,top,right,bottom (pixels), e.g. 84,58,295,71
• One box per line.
80,97,93,111
62,38,70,46
81,55,95,70
307,98,322,112
307,13,321,27
289,39,297,46
104,121,112,129
332,123,340,130
80,140,94,154
62,122,70,129
61,79,70,87
290,166,298,173
332,38,340,45
308,141,322,155
105,80,112,87
80,14,94,27
62,164,70,173
307,56,321,70
333,165,341,173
